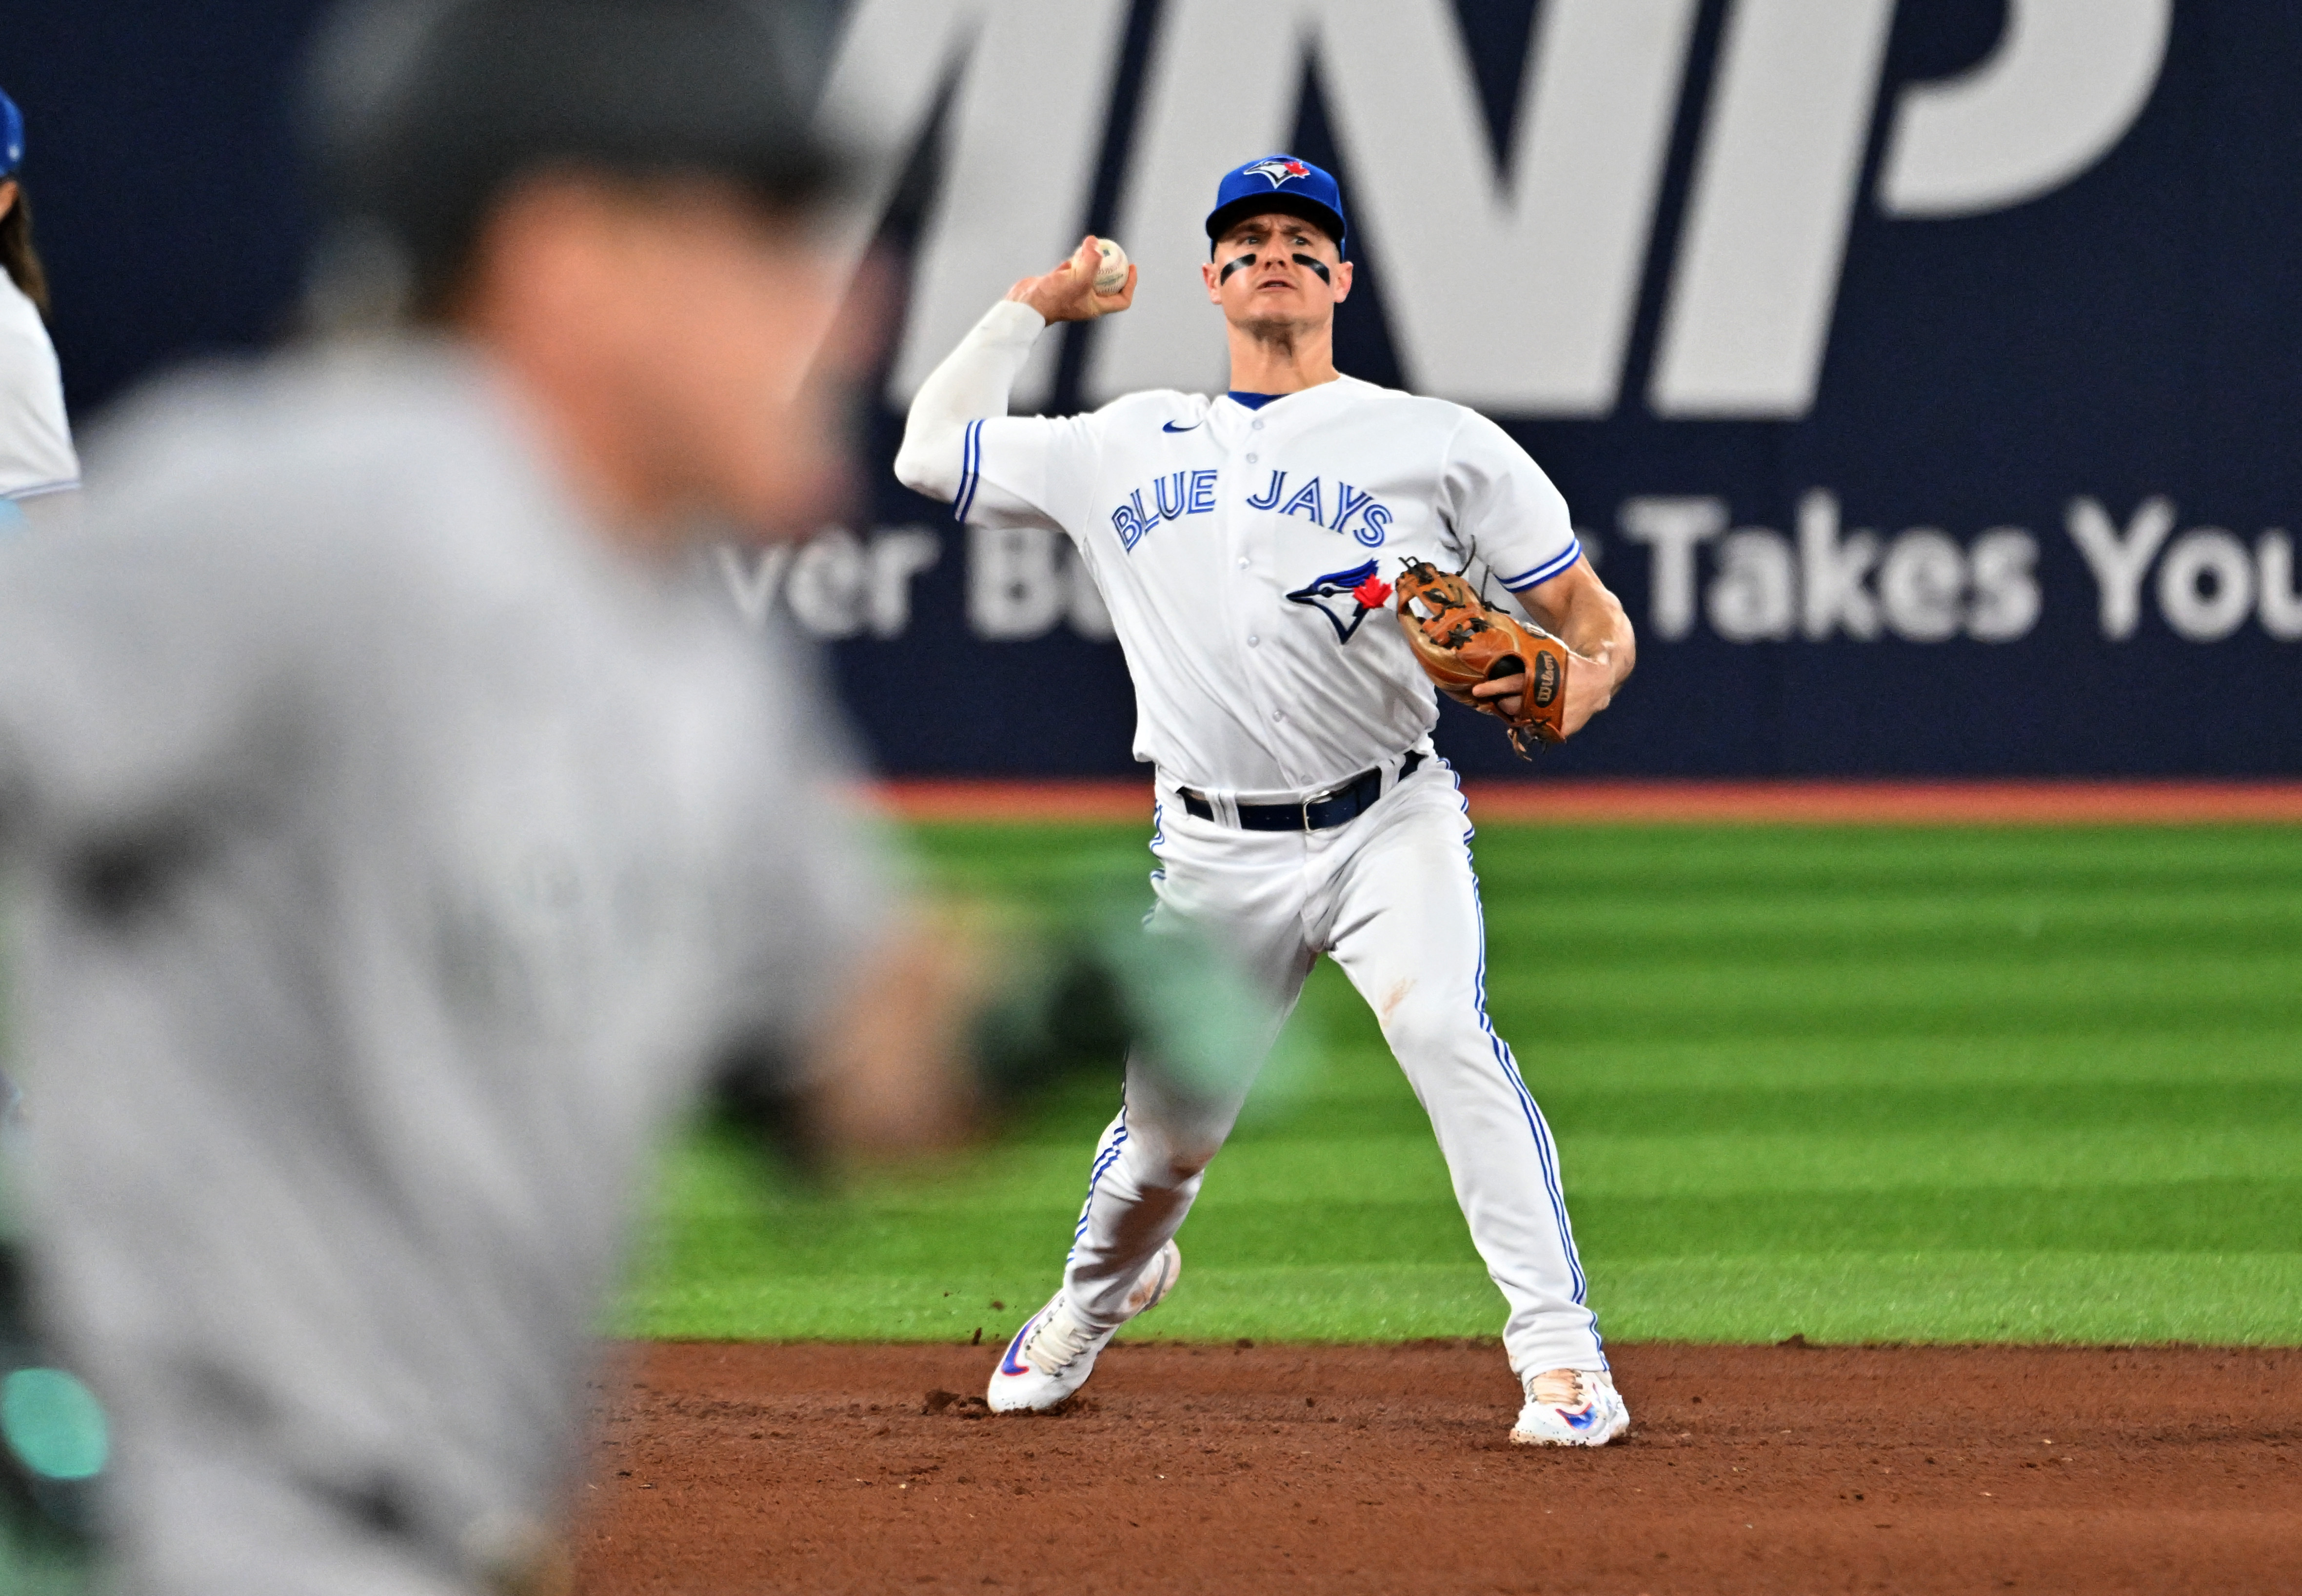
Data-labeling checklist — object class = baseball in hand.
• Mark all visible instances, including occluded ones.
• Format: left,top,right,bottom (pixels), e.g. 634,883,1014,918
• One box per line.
1092,238,1130,296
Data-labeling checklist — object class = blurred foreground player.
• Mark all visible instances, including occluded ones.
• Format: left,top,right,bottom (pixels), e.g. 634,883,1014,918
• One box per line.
898,157,1636,1445
0,3,959,1592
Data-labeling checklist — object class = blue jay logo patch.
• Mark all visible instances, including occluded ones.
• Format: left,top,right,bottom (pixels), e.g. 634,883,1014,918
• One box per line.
1286,561,1393,644
1245,157,1311,188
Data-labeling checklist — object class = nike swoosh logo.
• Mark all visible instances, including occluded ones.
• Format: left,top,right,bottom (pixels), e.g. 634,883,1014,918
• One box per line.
1162,420,1201,433
997,1317,1038,1376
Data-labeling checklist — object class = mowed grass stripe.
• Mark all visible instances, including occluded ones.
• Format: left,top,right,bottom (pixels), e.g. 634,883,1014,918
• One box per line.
645,1124,2302,1224
1500,1029,2302,1092
617,822,2302,1345
1469,824,2302,888
621,1255,2302,1348
1218,1078,2301,1141
657,1183,2299,1278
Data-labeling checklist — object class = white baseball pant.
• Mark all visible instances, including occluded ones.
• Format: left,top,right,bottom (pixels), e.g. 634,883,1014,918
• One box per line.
1058,757,1606,1378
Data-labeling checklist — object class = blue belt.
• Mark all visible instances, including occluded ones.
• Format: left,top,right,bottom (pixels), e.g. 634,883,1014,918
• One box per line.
1181,750,1424,832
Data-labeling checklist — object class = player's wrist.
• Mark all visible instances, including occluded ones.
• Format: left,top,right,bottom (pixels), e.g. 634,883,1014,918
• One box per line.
994,293,1051,334
1025,286,1083,325
1574,639,1626,691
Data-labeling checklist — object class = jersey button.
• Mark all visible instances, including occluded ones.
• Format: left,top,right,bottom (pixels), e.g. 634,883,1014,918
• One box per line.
1271,710,1285,723
1236,557,1249,569
1251,419,1265,431
1246,453,1258,464
1248,635,1259,647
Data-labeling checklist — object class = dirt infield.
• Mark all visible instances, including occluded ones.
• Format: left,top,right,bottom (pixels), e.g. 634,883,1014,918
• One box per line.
573,1340,2301,1595
873,778,2302,827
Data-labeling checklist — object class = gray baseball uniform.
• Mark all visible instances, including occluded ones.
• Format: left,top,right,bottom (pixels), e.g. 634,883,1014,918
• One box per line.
0,338,880,1596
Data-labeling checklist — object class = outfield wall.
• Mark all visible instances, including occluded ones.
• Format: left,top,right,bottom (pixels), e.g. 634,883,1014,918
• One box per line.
15,0,2302,776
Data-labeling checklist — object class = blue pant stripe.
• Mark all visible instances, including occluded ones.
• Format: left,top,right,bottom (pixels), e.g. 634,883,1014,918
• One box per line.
1146,798,1167,899
1066,1102,1131,1261
1449,770,1598,1331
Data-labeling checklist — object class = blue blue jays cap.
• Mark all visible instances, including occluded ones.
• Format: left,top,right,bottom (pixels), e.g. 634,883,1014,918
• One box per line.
0,89,23,177
1205,154,1346,256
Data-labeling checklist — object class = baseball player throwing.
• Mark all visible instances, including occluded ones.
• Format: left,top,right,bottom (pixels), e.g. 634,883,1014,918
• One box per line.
896,155,1637,1445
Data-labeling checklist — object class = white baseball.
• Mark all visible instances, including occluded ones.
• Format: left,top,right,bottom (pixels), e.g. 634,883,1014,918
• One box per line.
1093,238,1130,296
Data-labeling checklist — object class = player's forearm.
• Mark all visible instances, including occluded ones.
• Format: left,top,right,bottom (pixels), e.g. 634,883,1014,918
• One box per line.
1565,585,1635,694
1527,565,1635,693
893,300,1046,502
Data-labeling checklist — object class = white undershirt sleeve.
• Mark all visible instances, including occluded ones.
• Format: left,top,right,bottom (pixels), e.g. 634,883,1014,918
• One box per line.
893,299,1047,504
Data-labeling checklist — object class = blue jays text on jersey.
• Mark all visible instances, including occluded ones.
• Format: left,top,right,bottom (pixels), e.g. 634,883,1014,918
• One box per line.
1109,464,1393,552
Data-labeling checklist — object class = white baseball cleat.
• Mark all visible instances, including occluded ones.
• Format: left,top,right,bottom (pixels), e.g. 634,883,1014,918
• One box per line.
986,1241,1182,1414
1509,1367,1629,1447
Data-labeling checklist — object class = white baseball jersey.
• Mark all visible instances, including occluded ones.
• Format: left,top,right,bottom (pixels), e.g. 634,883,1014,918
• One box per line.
0,270,77,504
904,301,1578,797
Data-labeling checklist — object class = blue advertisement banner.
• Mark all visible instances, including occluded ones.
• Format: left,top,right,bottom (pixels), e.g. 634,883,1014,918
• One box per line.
15,1,2302,776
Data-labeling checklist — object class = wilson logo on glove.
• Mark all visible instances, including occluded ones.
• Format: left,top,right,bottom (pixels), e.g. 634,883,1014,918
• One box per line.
1393,559,1571,757
1529,649,1561,709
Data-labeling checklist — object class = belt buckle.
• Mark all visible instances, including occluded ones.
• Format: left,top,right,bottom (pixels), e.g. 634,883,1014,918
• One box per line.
1300,776,1349,830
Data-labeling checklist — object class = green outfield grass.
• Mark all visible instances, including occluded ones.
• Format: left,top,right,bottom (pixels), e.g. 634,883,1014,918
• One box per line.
617,823,2302,1347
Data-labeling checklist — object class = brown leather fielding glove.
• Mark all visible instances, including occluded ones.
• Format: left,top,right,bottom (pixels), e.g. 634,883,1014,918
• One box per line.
1393,559,1570,757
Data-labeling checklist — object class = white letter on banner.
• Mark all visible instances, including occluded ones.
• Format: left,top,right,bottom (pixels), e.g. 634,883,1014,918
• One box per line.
1966,530,2042,643
817,0,1130,413
2066,496,2177,641
716,545,792,631
785,529,872,639
1085,1,1300,403
1878,530,1968,643
969,524,1065,640
2156,530,2256,644
2260,533,2302,642
868,530,944,638
1090,0,1701,411
1879,0,2171,218
1618,497,1728,641
1798,490,1882,641
1649,0,1898,418
1706,529,1798,643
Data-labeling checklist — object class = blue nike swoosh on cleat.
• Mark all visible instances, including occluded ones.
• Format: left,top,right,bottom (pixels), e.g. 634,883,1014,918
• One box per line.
1162,420,1201,433
1561,1405,1600,1430
997,1318,1038,1377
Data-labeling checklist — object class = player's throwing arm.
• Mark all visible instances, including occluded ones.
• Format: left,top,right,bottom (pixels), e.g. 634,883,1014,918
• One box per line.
893,235,1132,506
